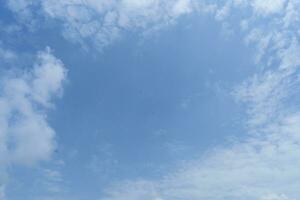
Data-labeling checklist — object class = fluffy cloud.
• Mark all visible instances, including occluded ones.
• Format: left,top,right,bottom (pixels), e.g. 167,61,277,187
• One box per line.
0,47,67,196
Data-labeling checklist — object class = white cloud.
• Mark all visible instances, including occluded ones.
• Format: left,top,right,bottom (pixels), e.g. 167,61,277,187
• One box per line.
251,0,287,15
5,0,297,50
282,0,300,28
0,47,67,196
31,49,67,107
6,0,202,49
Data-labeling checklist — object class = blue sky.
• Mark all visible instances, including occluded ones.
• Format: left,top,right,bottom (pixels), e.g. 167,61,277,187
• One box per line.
1,1,300,200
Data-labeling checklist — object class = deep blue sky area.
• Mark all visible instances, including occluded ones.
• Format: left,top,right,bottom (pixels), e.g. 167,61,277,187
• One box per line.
43,15,254,199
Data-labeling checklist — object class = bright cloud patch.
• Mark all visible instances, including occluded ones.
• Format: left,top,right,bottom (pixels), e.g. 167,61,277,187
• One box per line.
0,48,67,196
251,0,287,15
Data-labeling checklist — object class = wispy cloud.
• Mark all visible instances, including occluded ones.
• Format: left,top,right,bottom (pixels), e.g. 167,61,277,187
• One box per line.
6,0,208,50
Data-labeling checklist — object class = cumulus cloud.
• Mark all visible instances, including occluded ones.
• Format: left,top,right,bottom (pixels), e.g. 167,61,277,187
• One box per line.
0,47,67,196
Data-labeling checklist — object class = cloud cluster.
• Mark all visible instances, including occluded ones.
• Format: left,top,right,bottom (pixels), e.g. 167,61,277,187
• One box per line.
0,47,67,197
6,0,201,49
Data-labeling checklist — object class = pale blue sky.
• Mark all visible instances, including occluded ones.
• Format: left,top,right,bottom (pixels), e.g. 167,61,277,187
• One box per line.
1,1,300,200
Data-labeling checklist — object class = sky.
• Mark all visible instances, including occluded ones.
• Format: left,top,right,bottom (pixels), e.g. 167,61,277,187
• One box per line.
0,0,300,200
